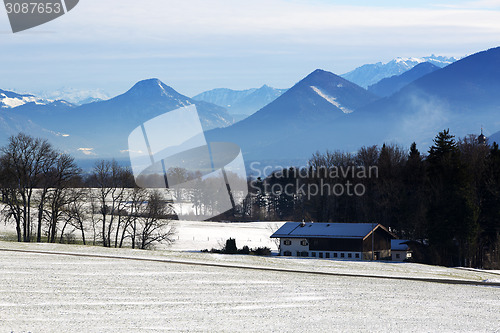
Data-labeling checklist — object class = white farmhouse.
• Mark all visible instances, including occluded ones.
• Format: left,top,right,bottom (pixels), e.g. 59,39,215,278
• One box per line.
271,222,396,260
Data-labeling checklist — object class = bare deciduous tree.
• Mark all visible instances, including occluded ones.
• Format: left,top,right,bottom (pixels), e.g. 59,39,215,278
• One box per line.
0,133,57,242
133,190,176,250
89,160,132,247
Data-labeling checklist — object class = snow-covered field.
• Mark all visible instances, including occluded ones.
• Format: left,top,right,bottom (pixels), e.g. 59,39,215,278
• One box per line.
169,220,283,252
1,221,499,332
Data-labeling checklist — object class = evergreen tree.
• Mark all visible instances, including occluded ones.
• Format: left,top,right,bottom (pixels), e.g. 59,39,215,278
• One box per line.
375,144,406,235
478,142,500,268
426,129,479,266
400,142,427,240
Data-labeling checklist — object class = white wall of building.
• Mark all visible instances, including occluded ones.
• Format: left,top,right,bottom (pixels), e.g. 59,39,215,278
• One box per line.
280,238,309,256
392,250,411,262
279,238,362,260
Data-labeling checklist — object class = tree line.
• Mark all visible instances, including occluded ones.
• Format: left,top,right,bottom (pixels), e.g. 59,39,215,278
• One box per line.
0,133,175,249
2,131,499,268
241,130,500,269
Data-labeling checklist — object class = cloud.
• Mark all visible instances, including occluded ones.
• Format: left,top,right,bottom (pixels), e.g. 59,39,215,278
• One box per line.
1,0,500,96
120,149,144,154
439,0,500,9
7,0,500,42
78,148,96,156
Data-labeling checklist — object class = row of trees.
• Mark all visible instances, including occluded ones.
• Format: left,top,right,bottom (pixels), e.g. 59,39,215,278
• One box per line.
243,130,500,268
0,133,175,249
2,131,499,267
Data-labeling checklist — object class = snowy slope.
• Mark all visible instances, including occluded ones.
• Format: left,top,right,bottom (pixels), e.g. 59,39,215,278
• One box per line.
0,241,499,332
310,85,353,114
0,89,51,108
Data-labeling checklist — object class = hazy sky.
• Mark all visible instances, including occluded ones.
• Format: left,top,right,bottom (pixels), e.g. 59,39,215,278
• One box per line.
1,0,500,97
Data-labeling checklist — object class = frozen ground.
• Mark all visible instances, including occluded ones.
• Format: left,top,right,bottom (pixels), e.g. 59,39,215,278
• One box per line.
168,220,284,252
0,241,499,333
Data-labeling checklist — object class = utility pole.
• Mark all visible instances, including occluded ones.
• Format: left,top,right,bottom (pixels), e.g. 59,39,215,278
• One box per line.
371,221,375,261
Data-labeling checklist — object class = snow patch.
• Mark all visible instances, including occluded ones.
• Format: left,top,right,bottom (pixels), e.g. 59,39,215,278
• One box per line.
394,57,425,64
0,94,51,108
1,97,25,108
310,86,353,114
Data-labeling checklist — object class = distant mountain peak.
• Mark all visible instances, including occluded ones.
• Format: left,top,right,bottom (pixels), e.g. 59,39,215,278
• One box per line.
126,78,180,99
308,68,330,77
342,55,460,88
300,69,344,85
35,87,110,105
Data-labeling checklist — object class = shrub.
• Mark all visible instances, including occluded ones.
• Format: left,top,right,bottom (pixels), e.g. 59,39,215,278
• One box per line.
251,247,271,256
238,245,250,255
201,239,271,256
224,238,238,254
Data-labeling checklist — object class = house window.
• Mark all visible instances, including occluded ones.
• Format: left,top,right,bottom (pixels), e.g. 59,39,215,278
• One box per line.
300,240,308,246
284,240,292,246
301,251,309,257
283,251,292,256
311,252,316,257
348,253,352,258
319,253,323,258
341,253,345,258
326,253,330,258
296,251,301,257
396,253,401,259
355,253,360,259
333,253,338,258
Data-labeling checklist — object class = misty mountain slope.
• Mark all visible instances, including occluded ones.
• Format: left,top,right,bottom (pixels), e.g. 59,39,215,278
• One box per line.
368,62,440,97
206,69,378,160
207,47,500,163
329,46,500,152
0,79,234,158
489,131,500,145
0,109,80,152
57,79,235,157
75,79,233,130
0,111,44,138
193,88,256,108
193,85,287,118
342,55,458,88
0,96,84,152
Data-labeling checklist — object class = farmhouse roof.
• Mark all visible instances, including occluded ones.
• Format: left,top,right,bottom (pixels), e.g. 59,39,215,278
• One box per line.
270,222,395,240
391,239,410,251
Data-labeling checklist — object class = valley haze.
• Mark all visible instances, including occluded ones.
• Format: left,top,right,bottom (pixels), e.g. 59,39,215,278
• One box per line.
1,48,499,174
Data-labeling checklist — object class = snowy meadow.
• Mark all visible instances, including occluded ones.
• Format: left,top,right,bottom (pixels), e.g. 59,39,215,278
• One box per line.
1,222,499,333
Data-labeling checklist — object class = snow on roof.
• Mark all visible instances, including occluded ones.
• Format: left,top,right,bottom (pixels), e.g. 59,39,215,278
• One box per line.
391,239,410,251
271,222,391,239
